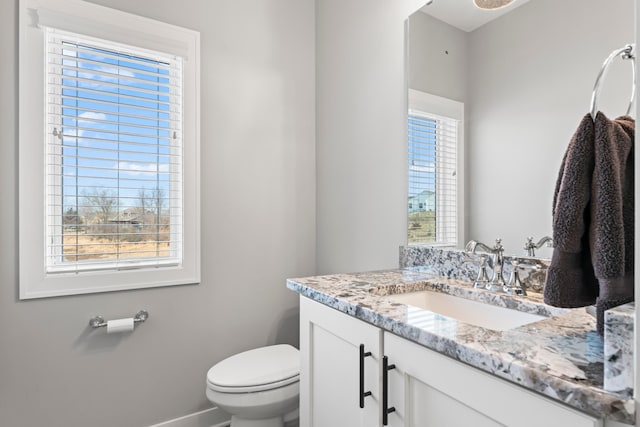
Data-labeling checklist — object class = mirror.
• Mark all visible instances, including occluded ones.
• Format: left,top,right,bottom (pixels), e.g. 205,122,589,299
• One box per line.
407,0,634,259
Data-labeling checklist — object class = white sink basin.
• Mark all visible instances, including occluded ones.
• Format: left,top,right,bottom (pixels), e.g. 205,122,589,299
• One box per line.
385,291,546,331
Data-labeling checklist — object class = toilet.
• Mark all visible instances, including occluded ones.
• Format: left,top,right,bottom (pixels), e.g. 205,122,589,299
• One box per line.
206,344,300,427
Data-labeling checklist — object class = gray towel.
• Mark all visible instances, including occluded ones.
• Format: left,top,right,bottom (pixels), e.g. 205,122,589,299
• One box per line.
544,112,634,334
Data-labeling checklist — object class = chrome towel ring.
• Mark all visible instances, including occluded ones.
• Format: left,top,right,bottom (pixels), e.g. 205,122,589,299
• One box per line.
589,44,636,121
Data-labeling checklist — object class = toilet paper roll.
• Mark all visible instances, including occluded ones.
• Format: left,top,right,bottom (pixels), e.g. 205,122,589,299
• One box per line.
106,318,135,334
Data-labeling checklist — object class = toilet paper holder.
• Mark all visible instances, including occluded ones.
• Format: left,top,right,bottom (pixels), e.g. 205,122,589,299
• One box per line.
89,310,149,329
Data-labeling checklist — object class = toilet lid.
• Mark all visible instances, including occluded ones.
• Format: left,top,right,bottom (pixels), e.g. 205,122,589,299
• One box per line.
207,344,300,393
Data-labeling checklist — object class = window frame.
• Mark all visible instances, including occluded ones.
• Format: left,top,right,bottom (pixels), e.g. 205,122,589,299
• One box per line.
19,0,201,299
407,89,465,248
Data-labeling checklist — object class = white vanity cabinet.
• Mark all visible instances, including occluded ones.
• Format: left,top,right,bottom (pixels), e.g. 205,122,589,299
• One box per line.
383,331,602,427
299,296,608,427
300,296,382,427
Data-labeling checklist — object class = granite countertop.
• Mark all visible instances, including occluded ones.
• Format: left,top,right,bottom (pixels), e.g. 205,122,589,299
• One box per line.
287,269,635,425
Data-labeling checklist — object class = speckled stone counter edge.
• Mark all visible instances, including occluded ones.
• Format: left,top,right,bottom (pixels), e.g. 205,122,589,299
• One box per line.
605,302,635,395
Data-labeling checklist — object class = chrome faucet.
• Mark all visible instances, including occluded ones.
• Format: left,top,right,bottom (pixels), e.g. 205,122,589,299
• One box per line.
523,236,553,257
465,238,506,292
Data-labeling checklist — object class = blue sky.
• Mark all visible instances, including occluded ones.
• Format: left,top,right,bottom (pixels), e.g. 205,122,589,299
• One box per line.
408,114,436,198
58,41,174,214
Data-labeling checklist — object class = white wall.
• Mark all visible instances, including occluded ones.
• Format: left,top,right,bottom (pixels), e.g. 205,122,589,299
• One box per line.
408,12,467,104
0,1,315,426
316,0,426,274
466,0,634,255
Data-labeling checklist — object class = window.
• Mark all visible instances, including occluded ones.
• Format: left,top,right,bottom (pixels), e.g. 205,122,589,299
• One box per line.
46,28,183,273
407,90,463,247
19,0,200,299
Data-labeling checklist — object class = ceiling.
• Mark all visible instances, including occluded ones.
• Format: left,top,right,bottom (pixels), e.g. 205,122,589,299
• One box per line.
418,0,532,32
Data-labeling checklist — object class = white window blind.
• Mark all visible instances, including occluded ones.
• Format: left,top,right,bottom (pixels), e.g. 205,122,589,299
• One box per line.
45,27,183,273
408,110,458,246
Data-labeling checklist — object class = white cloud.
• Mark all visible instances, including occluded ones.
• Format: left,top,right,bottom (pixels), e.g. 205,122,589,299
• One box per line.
117,161,170,174
69,65,137,91
79,64,136,78
75,112,109,142
78,111,107,121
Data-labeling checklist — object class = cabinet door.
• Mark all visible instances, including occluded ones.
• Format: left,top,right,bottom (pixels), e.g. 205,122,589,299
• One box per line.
300,297,382,427
383,332,602,427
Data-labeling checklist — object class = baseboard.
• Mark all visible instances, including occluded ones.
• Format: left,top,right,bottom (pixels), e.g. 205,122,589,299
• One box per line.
149,407,231,427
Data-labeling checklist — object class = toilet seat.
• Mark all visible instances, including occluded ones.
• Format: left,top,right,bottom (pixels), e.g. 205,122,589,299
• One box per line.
207,344,300,394
207,374,299,393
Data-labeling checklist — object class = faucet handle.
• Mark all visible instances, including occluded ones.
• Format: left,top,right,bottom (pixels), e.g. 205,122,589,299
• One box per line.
464,254,491,288
472,255,491,289
504,260,526,296
524,237,535,256
524,236,534,250
493,238,505,256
